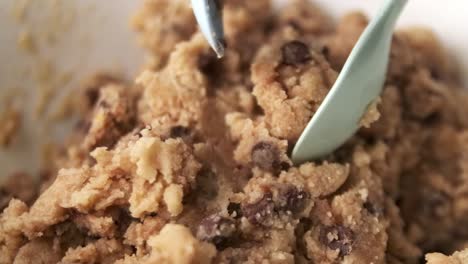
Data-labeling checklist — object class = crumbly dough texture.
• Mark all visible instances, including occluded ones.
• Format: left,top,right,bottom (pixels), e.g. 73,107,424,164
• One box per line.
426,249,468,264
2,0,468,263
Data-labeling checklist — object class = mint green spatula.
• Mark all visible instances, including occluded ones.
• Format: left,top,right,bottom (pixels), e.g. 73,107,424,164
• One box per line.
291,0,408,164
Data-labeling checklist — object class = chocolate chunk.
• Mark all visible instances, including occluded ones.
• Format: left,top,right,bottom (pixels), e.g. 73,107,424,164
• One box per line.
197,214,236,249
280,161,291,171
251,141,281,171
319,225,355,257
227,202,242,219
241,192,275,225
281,40,311,65
169,126,191,139
278,187,310,214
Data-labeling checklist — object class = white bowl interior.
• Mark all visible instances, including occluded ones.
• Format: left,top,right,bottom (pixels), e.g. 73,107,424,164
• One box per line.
310,0,468,83
0,0,467,179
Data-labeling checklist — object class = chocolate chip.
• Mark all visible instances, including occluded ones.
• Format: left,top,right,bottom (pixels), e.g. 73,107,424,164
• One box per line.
241,192,275,225
251,142,281,171
129,245,137,254
169,126,191,139
280,161,291,171
227,202,242,219
319,225,355,257
197,214,236,250
278,187,310,214
281,40,311,65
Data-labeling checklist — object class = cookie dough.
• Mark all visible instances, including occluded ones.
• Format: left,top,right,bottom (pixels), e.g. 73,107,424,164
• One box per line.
2,0,468,263
426,249,468,264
